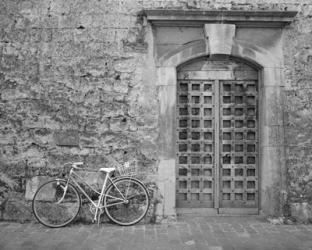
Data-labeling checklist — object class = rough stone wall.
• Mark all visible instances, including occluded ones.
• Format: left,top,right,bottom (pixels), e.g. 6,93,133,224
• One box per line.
0,0,159,222
0,0,312,222
283,2,312,221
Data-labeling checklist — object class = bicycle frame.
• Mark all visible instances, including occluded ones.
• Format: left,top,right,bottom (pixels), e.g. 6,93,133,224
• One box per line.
63,168,130,222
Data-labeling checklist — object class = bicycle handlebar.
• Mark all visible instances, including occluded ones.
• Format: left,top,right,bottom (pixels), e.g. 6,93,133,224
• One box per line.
72,162,84,169
73,162,83,166
63,162,84,170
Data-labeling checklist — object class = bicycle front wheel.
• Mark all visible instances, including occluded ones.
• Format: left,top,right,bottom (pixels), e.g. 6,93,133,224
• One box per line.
104,177,150,226
32,179,81,228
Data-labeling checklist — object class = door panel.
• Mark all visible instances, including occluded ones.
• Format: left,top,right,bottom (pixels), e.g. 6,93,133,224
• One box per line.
176,80,215,208
219,80,258,209
176,58,259,213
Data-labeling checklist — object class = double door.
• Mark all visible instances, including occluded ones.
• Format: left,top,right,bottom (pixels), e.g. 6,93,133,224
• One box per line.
176,75,259,213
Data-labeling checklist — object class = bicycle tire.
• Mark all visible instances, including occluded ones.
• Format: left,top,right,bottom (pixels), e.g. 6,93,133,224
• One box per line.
104,177,150,226
32,179,81,228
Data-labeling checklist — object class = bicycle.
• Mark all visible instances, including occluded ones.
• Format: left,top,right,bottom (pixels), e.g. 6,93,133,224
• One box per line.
32,158,150,228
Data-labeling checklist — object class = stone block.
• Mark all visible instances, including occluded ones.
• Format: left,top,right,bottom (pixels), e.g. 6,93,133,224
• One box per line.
113,80,129,93
290,202,312,222
157,158,176,217
261,86,284,126
50,0,71,14
261,125,285,147
53,28,74,43
1,89,28,100
3,199,33,222
114,58,136,73
156,67,176,86
54,130,80,147
262,67,284,86
260,146,285,215
158,85,176,158
40,15,58,29
0,135,15,145
204,24,236,55
110,117,128,132
0,54,19,71
25,176,50,200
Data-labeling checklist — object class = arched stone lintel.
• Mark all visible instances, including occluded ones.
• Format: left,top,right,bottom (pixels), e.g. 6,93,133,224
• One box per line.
158,39,207,68
158,38,281,70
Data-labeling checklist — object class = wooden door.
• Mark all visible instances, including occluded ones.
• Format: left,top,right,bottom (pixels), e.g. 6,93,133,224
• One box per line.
176,57,259,214
176,79,216,208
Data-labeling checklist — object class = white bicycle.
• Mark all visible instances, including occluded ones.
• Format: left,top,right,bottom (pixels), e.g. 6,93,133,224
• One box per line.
32,158,150,228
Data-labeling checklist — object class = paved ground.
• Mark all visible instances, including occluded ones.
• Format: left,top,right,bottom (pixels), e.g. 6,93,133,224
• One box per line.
1,216,312,250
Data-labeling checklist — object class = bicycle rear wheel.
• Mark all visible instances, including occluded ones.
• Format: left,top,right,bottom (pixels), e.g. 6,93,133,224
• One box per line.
104,177,150,226
32,179,81,228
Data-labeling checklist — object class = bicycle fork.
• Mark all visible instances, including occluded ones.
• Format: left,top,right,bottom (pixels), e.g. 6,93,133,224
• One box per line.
56,179,70,204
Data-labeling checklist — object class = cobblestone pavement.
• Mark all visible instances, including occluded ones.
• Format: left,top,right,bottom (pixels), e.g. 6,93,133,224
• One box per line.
1,216,312,250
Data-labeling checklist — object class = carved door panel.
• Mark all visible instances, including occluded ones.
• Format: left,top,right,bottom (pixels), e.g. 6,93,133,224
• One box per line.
176,58,259,213
176,80,216,208
219,80,258,212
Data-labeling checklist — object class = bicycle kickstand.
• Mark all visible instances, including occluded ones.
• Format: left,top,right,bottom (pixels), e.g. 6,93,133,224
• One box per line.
97,211,101,227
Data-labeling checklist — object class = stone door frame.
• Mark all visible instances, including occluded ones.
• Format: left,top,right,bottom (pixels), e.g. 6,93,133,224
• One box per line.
156,31,286,218
147,10,297,218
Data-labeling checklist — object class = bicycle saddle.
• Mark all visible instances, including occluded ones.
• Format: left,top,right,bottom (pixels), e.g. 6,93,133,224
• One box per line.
99,168,115,173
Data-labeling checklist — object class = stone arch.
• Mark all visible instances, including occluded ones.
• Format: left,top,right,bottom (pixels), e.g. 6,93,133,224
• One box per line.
156,37,285,218
158,38,279,69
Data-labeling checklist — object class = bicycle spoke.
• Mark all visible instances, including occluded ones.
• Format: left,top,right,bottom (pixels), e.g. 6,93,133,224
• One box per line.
32,180,81,228
104,178,149,226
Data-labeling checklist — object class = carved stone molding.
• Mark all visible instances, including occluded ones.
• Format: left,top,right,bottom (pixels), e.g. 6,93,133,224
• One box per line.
144,9,297,28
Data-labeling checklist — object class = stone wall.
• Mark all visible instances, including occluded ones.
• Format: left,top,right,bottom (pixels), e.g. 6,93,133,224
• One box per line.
0,0,312,222
283,2,312,222
0,0,160,222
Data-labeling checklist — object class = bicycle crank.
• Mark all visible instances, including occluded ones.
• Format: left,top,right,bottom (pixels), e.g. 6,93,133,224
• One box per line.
89,203,104,215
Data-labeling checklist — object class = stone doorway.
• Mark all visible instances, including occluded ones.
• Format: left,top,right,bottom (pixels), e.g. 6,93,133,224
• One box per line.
145,10,297,218
176,56,259,214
